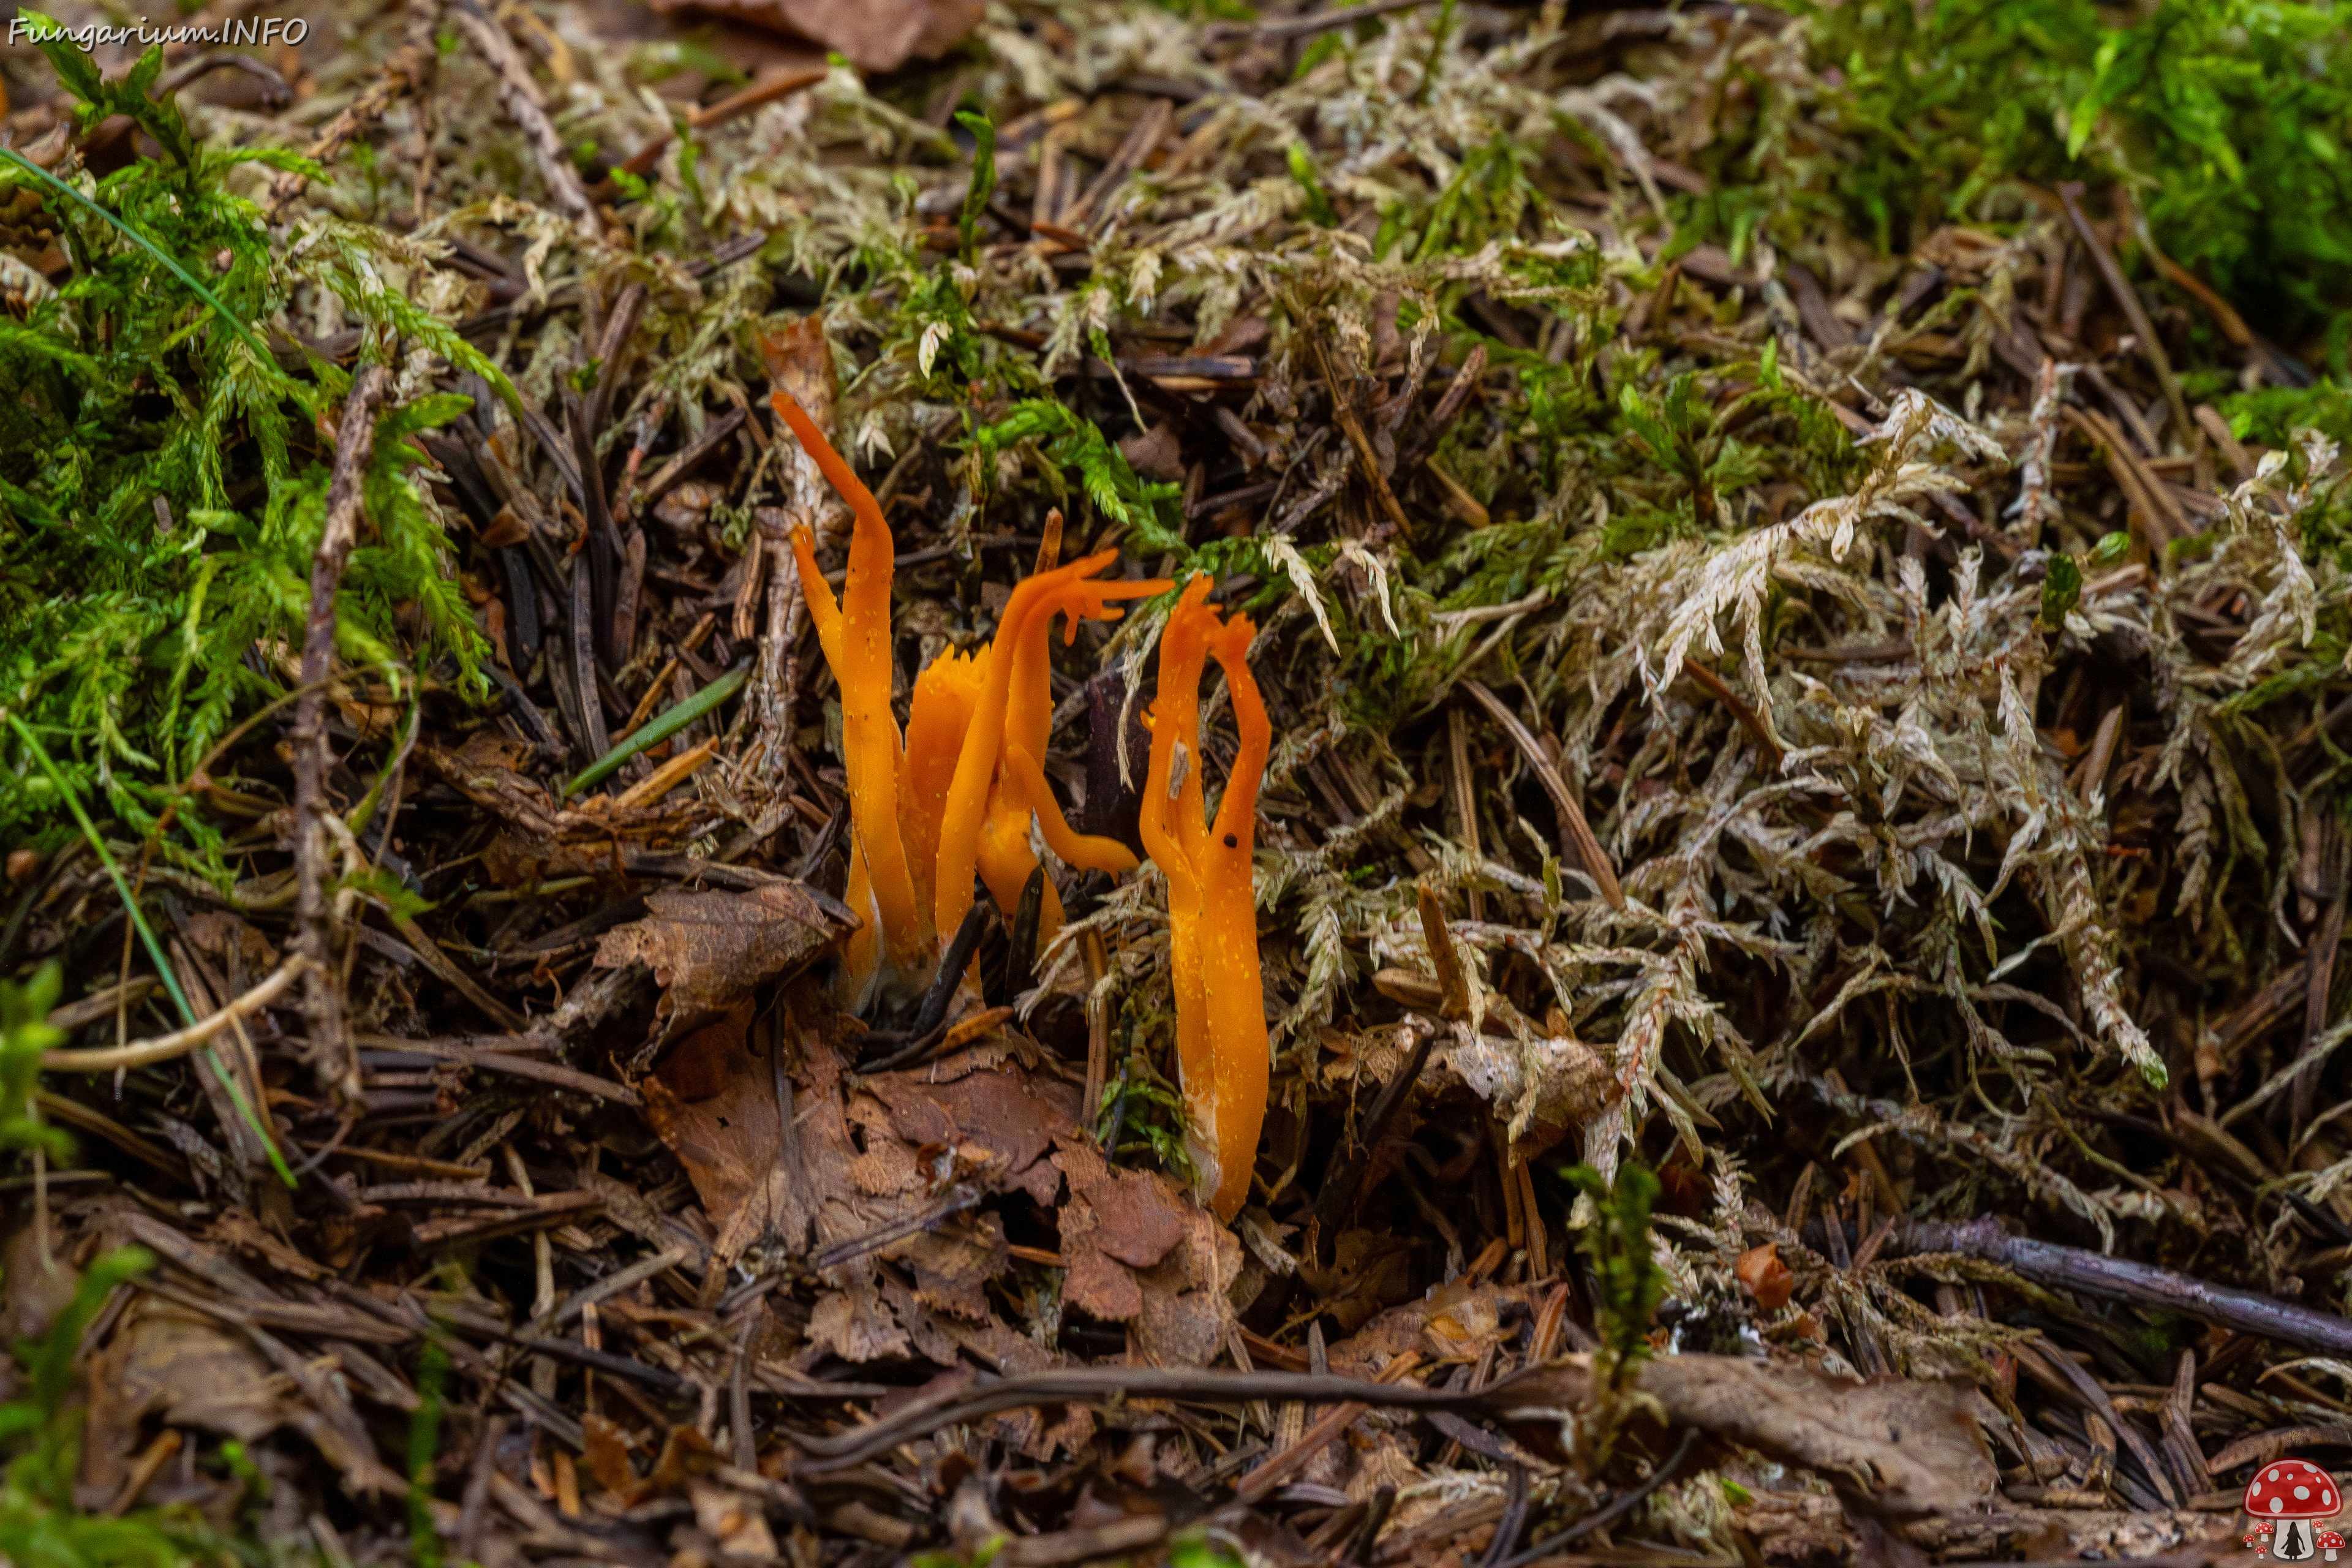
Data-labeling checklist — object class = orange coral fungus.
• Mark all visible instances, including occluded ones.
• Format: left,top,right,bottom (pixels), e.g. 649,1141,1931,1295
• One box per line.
1139,577,1270,1221
772,390,927,1004
770,386,1166,1006
938,557,1163,946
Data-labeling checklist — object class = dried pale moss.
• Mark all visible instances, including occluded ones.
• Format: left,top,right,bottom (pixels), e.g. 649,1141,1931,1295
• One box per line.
3,0,2351,1414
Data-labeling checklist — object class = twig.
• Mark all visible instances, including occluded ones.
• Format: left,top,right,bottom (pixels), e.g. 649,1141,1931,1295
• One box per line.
2011,1341,2179,1508
350,1036,643,1106
456,1414,505,1563
293,363,388,1110
1494,1427,1700,1568
1311,336,1416,540
104,1428,182,1516
1218,0,1439,40
1433,585,1548,633
154,51,290,106
2056,182,2191,450
1396,344,1488,473
450,0,599,239
631,409,747,518
1890,1217,2352,1355
1082,929,1112,1140
387,910,530,1031
1681,657,1783,772
1459,679,1624,910
523,1243,696,1337
1448,709,1487,925
1311,1017,1444,1247
1418,884,1473,1020
2300,886,2345,1128
786,1365,1487,1471
264,0,439,218
2064,405,2190,545
1235,1352,1425,1502
43,957,310,1072
2111,186,2252,350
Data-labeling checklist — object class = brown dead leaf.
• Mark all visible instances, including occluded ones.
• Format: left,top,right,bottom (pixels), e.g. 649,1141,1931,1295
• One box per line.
1299,1229,1420,1336
1052,1137,1239,1365
1738,1242,1796,1311
1131,1200,1243,1366
633,1424,722,1503
809,1270,913,1363
642,1000,774,1245
584,1413,636,1495
4,1224,78,1346
865,1061,1079,1206
1055,1137,1186,1323
943,1319,1096,1460
84,1300,286,1495
647,0,979,72
897,1213,1010,1322
1332,1278,1544,1374
1118,423,1185,483
483,827,617,889
598,883,846,1032
646,982,1030,1359
1489,1354,2000,1516
181,910,279,979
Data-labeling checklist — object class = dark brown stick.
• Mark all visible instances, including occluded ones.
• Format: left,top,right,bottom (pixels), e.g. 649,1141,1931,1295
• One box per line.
1396,344,1487,473
1890,1217,2352,1356
293,363,388,1109
570,557,610,761
785,1366,1484,1470
1681,657,1783,771
456,1414,505,1563
1493,1427,1699,1568
1460,679,1624,909
631,405,746,518
2057,182,2192,450
2299,888,2345,1128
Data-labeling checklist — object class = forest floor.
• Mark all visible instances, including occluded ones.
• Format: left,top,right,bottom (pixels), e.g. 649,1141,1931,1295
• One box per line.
3,0,2352,1563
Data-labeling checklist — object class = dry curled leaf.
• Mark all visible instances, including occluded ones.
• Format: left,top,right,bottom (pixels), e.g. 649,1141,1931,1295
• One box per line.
1493,1354,2002,1516
1738,1241,1796,1311
1054,1137,1240,1365
84,1300,285,1494
597,882,847,1031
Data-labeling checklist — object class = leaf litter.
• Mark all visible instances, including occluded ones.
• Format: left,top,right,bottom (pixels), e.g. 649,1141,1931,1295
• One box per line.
0,0,2350,1562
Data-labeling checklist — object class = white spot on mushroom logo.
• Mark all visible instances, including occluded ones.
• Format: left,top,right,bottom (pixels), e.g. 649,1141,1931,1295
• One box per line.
2247,1458,2346,1561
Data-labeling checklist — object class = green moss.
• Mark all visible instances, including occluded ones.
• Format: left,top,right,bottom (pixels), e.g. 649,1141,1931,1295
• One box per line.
0,35,504,852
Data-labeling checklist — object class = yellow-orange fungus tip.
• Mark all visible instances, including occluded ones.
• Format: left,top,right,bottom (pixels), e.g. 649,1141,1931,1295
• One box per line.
774,387,923,1006
1142,575,1269,1223
776,378,1175,1014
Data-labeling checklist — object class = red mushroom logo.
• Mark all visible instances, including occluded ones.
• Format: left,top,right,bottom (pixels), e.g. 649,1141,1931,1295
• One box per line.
2319,1529,2343,1561
2247,1460,2341,1561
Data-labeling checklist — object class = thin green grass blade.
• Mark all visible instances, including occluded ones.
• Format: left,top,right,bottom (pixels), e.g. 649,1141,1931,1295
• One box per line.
6,715,300,1189
564,661,750,797
0,147,276,369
